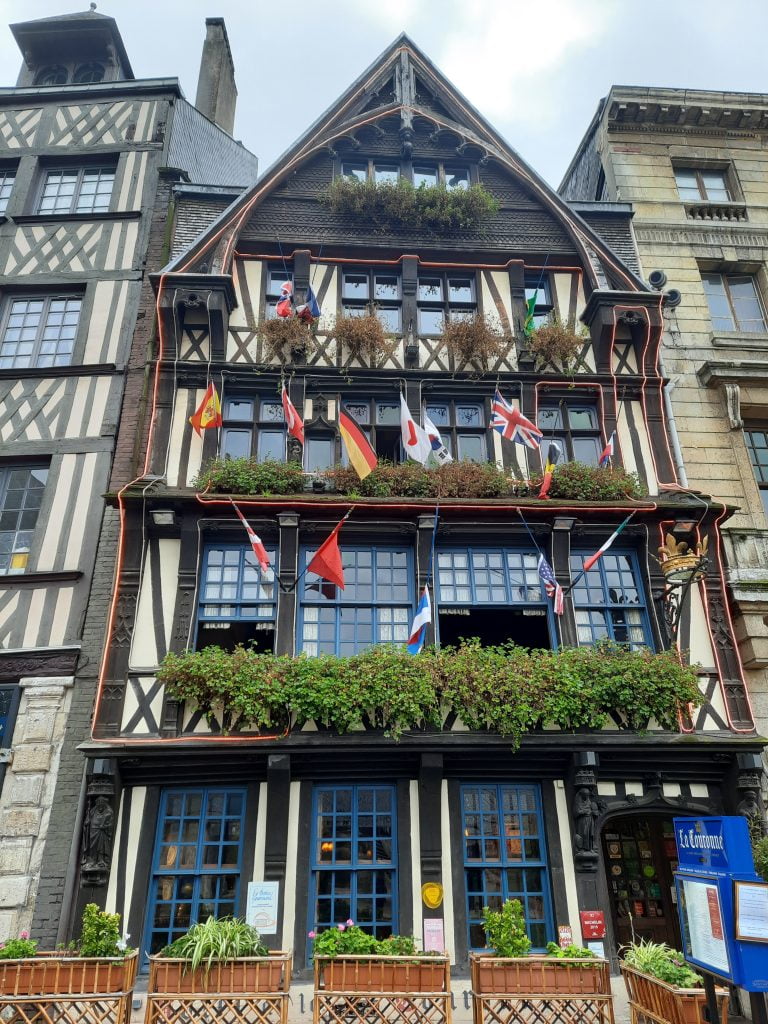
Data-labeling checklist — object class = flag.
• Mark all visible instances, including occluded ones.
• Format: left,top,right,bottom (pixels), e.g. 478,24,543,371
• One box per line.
537,554,564,615
276,281,293,318
339,409,377,479
281,384,304,445
490,390,543,449
582,515,634,572
423,413,452,467
599,431,616,468
189,382,222,436
407,585,431,654
231,502,273,579
538,441,562,499
523,291,538,337
400,394,432,465
295,284,321,323
306,517,347,589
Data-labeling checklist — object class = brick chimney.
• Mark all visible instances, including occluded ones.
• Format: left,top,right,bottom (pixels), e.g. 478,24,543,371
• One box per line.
195,17,237,135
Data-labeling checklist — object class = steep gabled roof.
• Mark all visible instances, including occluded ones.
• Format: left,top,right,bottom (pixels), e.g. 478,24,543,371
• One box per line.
163,34,645,292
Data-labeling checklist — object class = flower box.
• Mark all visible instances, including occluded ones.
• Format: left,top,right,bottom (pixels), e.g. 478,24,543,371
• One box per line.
470,953,610,995
148,951,290,995
316,954,450,993
0,951,137,997
621,963,729,1024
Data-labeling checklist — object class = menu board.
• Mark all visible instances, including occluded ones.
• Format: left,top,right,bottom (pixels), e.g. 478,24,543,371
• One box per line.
734,881,768,943
677,875,730,977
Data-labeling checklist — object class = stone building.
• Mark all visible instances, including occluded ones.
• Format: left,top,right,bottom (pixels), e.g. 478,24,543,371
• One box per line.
76,36,766,977
0,9,257,944
561,88,768,757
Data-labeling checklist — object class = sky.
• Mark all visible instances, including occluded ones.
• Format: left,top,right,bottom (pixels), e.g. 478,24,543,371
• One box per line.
2,0,768,188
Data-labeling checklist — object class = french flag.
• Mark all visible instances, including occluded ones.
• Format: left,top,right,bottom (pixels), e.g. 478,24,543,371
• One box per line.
599,431,616,468
407,585,431,655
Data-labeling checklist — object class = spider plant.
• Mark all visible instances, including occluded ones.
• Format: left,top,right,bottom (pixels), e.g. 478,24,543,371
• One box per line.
161,917,269,973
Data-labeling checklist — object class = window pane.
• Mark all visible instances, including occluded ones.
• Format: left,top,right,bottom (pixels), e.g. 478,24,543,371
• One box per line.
413,165,438,187
306,437,334,472
222,429,251,459
225,398,253,421
702,273,735,331
573,437,600,465
342,163,367,182
445,167,469,190
456,404,483,427
377,307,400,332
260,400,284,423
257,430,285,462
701,171,730,201
418,278,443,301
448,278,474,303
374,164,398,184
375,402,399,426
457,435,486,462
418,308,444,335
342,273,369,300
674,169,700,201
568,408,597,430
426,404,449,426
373,275,399,301
728,276,766,332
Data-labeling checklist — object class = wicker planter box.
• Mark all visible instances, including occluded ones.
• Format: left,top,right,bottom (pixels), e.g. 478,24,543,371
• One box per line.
470,954,614,1024
145,952,292,1024
621,964,729,1024
314,955,451,1024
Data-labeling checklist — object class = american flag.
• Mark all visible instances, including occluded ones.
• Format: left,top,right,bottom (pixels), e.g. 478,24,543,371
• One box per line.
537,554,564,615
491,389,543,449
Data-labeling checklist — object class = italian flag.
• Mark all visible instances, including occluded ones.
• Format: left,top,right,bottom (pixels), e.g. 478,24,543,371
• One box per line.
583,514,634,572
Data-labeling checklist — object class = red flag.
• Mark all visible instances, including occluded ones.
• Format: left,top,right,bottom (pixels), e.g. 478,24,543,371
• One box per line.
306,517,347,589
231,502,272,576
189,382,222,436
282,384,304,444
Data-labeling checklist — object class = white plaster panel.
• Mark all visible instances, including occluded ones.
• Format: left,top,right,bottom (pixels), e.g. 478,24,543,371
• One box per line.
124,788,147,932
409,780,422,946
688,584,716,670
281,781,301,949
230,259,262,328
554,780,582,943
252,782,268,881
440,781,456,963
159,539,182,652
129,549,157,668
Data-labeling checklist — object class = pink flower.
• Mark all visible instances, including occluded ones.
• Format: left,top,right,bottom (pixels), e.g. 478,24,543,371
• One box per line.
307,931,316,939
346,919,354,927
19,931,29,940
337,924,345,931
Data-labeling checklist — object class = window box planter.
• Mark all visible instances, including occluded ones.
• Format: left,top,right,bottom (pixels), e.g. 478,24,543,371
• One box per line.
621,963,729,1024
470,953,614,1024
146,952,292,1024
314,955,451,1024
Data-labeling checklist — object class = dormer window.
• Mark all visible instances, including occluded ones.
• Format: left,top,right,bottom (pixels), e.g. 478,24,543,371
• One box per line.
34,65,68,86
73,62,105,84
339,160,470,189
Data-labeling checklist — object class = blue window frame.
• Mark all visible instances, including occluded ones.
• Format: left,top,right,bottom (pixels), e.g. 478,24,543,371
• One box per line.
309,785,398,953
437,548,548,605
569,549,652,650
299,545,412,656
144,788,246,959
462,783,553,951
197,544,277,651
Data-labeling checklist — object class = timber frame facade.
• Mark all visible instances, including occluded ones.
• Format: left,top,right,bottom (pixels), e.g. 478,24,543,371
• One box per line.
0,10,257,945
74,39,766,973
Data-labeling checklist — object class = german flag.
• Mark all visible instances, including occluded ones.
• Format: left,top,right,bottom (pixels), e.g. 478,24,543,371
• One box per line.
189,382,222,436
339,409,378,480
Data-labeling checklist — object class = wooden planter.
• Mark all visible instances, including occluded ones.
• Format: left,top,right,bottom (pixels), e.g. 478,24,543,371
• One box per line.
470,954,614,1024
145,951,292,1024
621,964,729,1024
0,951,137,1024
314,955,451,1024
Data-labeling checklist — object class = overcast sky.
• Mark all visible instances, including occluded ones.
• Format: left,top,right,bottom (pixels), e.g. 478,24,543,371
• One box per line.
2,0,767,188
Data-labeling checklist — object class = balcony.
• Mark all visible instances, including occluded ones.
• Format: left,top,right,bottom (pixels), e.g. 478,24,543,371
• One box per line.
723,527,768,668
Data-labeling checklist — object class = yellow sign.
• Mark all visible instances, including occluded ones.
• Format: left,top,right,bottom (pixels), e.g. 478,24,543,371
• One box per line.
421,882,444,909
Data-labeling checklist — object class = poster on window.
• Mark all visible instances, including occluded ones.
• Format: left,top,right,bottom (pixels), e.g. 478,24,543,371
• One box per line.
678,876,730,976
735,881,768,942
246,881,280,934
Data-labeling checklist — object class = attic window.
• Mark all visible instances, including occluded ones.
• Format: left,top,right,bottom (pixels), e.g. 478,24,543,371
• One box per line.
34,65,68,86
339,160,470,189
73,62,105,84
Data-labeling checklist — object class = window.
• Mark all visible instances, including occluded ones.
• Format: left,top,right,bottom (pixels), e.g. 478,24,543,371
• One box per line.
305,435,335,473
34,65,68,86
37,165,115,215
341,397,401,461
310,784,397,947
675,168,730,203
524,273,553,329
569,550,652,650
341,161,400,184
462,784,553,951
0,685,22,796
341,268,401,332
145,788,245,957
73,62,105,84
537,402,601,465
0,466,48,575
413,163,469,189
300,546,412,656
436,547,553,649
417,273,476,335
424,399,488,462
702,273,766,333
745,426,768,516
340,160,469,189
0,295,82,369
264,267,293,320
0,170,15,215
197,544,277,653
221,395,285,461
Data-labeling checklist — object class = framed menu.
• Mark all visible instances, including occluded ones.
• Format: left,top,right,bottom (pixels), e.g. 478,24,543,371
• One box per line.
676,874,731,978
734,881,768,943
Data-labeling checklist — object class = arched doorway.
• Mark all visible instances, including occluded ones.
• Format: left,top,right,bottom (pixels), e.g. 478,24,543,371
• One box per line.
601,813,682,950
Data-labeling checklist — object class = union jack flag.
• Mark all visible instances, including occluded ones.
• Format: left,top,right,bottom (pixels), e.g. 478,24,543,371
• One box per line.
537,554,564,616
490,389,543,449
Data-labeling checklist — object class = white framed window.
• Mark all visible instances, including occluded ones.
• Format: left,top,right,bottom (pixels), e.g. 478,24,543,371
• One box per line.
0,295,82,369
37,166,116,215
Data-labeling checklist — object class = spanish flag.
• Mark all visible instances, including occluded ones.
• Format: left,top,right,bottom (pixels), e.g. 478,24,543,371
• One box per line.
189,382,222,436
339,408,377,480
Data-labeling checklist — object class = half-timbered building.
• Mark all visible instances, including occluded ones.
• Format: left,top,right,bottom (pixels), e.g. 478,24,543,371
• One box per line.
0,9,257,944
78,37,765,975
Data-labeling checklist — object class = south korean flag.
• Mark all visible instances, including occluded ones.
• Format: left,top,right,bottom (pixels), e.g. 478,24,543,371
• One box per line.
424,413,453,468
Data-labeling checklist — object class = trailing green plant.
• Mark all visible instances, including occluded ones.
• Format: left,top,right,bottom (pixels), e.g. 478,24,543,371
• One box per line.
440,314,511,367
159,639,701,747
160,917,268,972
331,312,388,362
321,176,499,235
482,900,531,958
0,931,37,960
622,939,702,988
545,941,595,959
194,457,306,496
528,461,642,501
78,904,128,958
753,834,768,881
527,316,587,370
258,315,316,362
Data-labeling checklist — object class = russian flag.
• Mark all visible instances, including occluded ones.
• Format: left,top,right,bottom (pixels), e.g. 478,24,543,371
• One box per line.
407,585,431,655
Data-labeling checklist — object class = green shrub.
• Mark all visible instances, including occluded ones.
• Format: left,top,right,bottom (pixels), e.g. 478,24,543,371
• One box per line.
310,923,378,958
0,935,37,960
79,903,126,958
753,835,768,881
546,941,596,959
161,917,268,971
482,899,531,957
528,461,641,501
623,939,702,988
194,457,306,496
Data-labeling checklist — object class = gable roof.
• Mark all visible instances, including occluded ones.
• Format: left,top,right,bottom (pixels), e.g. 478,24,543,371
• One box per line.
162,34,645,292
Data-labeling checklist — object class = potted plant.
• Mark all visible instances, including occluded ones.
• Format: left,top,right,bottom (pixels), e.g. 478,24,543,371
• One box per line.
0,905,136,1015
331,312,388,363
526,315,586,371
258,315,315,362
440,314,511,369
621,940,729,1024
